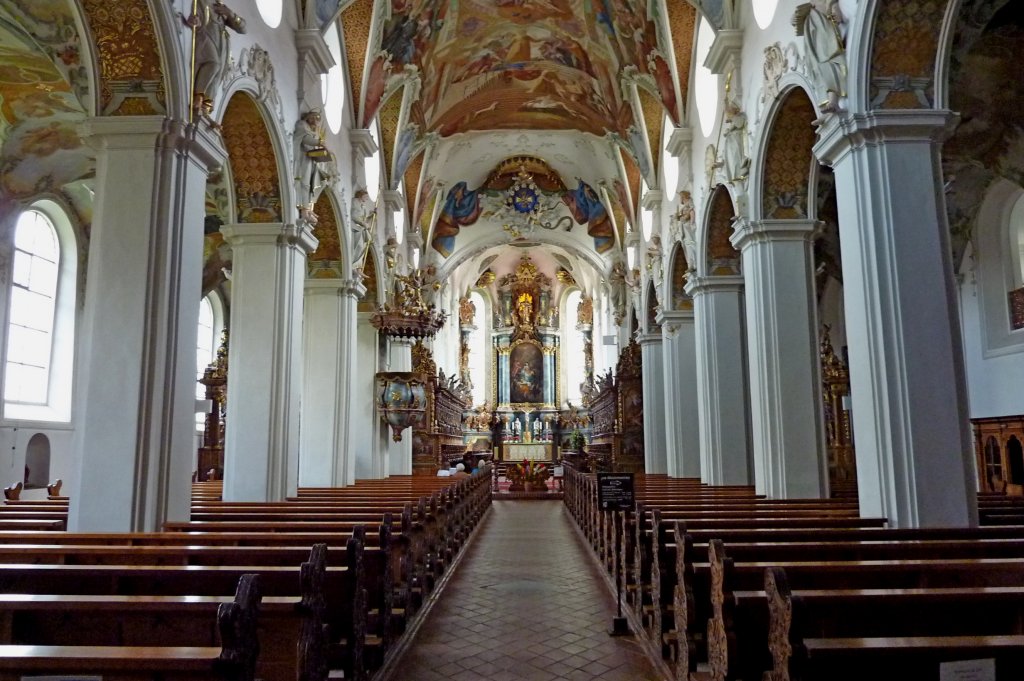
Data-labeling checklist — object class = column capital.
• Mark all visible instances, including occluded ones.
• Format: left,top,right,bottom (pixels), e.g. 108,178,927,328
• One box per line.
349,128,378,158
705,29,744,75
731,218,822,251
222,222,319,255
684,274,744,297
657,308,695,326
814,110,959,168
641,189,663,211
636,332,663,347
381,189,404,213
304,277,367,299
666,126,693,158
79,117,227,172
294,28,333,74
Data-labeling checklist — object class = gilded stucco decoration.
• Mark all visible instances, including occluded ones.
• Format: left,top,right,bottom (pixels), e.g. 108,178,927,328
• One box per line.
80,0,166,115
869,0,948,109
706,185,739,275
403,151,424,217
378,94,401,189
308,191,344,278
666,1,697,116
638,87,663,186
341,0,373,128
670,243,692,311
221,94,282,223
0,0,93,201
762,90,816,219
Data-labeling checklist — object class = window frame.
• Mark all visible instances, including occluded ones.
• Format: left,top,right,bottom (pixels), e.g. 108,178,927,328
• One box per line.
3,200,78,423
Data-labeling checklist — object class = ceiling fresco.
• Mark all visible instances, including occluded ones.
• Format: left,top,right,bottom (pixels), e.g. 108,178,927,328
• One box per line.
368,0,679,139
0,0,92,202
944,0,1024,267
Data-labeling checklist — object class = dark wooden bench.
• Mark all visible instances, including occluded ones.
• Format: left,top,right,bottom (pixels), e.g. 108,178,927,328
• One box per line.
0,572,261,681
760,567,1024,681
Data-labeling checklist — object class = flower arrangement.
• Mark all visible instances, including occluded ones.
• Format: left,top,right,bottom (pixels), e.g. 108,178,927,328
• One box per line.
567,429,586,452
507,459,550,490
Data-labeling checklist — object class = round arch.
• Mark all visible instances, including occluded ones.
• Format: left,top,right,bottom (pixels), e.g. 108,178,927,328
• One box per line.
219,91,289,224
698,184,740,277
666,242,692,311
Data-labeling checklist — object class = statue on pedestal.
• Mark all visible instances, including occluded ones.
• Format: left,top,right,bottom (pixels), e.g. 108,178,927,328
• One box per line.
186,0,246,116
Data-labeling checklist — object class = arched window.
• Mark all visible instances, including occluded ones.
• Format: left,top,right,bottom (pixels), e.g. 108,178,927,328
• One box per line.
255,0,283,28
322,24,347,134
563,290,585,405
752,0,780,29
4,204,76,421
662,113,679,196
694,18,718,137
365,122,382,202
195,296,218,431
466,291,487,406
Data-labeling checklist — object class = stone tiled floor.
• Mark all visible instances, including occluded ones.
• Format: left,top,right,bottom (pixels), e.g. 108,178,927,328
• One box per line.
387,501,663,680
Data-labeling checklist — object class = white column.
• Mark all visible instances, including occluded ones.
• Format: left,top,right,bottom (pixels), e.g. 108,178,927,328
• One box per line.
220,222,317,502
685,275,752,486
659,310,701,478
815,111,976,527
70,118,225,531
732,219,826,499
300,278,366,488
387,337,414,476
638,333,667,474
354,314,378,480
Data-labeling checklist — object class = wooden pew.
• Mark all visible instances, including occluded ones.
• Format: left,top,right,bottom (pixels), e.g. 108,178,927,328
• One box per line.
760,567,1024,681
0,572,261,681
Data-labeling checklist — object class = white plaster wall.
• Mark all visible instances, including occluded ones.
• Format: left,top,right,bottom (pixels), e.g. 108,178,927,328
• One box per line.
354,317,378,480
959,277,1024,418
0,425,75,500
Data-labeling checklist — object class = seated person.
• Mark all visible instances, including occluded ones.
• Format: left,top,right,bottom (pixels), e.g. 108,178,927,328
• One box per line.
452,463,470,479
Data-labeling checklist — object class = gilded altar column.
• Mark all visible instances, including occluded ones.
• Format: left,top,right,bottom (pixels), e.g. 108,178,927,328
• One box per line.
543,340,559,406
70,118,226,532
300,277,365,487
814,111,975,527
497,340,511,406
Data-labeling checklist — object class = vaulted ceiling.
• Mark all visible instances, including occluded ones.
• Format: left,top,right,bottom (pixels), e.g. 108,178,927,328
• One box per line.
346,0,696,269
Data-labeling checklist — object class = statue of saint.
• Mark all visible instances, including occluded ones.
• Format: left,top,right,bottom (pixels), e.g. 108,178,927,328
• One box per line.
186,0,246,115
459,297,476,327
676,191,698,272
293,110,333,221
350,189,374,267
717,97,750,184
646,235,664,303
793,0,848,117
577,297,594,326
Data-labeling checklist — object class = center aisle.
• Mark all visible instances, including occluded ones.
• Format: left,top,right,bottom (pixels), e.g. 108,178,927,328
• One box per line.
387,500,662,681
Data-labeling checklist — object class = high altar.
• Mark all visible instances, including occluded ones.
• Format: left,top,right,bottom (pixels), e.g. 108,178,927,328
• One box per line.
490,254,559,458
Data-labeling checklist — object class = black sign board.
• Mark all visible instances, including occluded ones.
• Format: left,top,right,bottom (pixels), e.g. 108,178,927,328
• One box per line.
597,472,635,511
